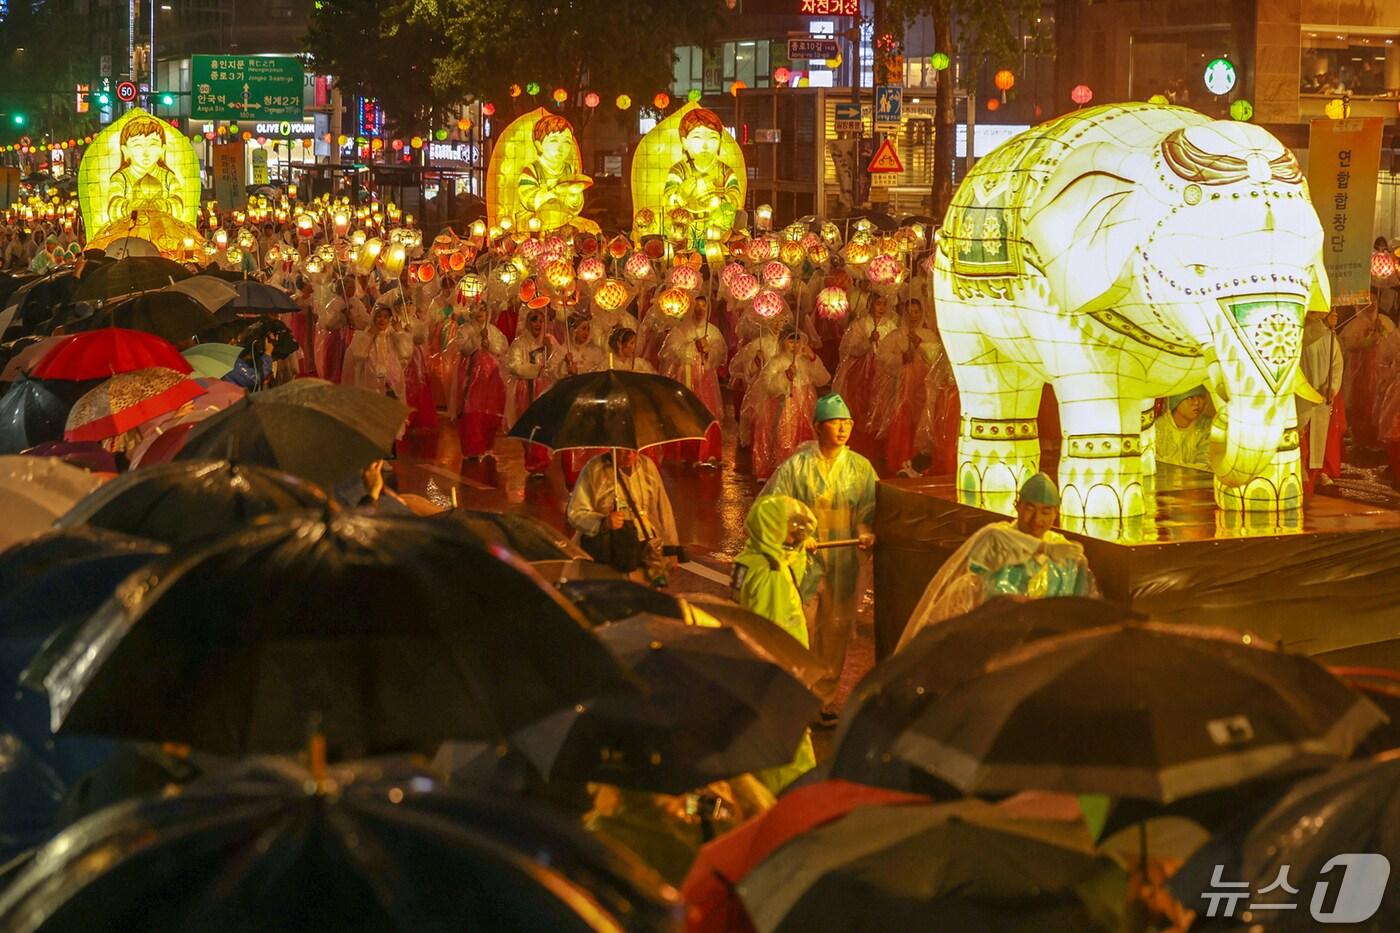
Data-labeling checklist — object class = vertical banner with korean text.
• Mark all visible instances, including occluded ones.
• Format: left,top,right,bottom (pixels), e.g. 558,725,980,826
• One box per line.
212,143,245,209
1307,117,1383,306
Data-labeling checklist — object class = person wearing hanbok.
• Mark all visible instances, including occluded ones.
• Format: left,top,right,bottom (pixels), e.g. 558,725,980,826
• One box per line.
746,328,830,479
1154,386,1213,471
729,325,781,448
870,298,940,476
831,293,897,440
343,304,414,406
1340,293,1398,450
659,297,725,464
393,288,439,433
548,314,609,486
1298,308,1345,493
505,307,557,476
454,305,509,460
897,473,1097,650
606,327,655,374
761,394,877,709
317,278,362,385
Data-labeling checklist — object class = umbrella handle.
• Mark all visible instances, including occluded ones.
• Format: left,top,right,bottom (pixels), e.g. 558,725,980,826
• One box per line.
812,537,862,550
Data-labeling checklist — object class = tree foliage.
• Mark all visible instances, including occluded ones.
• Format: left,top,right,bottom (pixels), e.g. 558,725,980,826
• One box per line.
306,0,723,132
0,0,97,143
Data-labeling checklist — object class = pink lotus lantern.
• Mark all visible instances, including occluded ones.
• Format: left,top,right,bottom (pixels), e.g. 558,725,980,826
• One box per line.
1373,250,1397,278
762,260,792,291
668,264,702,292
517,238,544,267
540,236,569,263
721,262,746,294
866,253,904,288
657,287,693,318
800,232,822,251
593,278,629,311
730,271,760,302
577,256,606,286
624,252,656,285
815,286,850,321
752,289,787,319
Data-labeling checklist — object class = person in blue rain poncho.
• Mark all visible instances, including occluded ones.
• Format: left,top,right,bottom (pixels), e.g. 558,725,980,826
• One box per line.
895,472,1097,650
761,394,877,710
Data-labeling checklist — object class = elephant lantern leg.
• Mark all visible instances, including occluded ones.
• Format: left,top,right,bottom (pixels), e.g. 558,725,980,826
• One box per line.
1214,419,1305,515
1055,389,1149,520
950,350,1043,515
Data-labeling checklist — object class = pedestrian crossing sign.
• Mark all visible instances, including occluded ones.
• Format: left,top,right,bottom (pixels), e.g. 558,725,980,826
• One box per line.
867,138,904,174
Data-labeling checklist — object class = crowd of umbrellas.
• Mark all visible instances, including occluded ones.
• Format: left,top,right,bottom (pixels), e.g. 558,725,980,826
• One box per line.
0,257,1397,931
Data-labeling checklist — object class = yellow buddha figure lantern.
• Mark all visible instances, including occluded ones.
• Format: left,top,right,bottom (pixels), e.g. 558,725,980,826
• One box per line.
631,104,746,251
78,108,203,256
485,108,596,234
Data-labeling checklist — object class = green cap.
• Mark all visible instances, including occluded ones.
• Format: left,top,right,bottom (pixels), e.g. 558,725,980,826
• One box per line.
1168,385,1208,412
814,393,852,422
1017,472,1060,507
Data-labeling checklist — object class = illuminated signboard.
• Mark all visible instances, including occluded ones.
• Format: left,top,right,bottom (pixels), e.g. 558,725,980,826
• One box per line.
801,0,859,15
357,97,383,138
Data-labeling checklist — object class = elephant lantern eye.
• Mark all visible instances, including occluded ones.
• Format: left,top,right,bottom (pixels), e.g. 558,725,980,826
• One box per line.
1190,264,1208,276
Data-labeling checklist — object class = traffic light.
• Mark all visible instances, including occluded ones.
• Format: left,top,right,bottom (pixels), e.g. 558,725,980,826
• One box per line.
10,114,24,127
96,92,111,106
159,92,174,107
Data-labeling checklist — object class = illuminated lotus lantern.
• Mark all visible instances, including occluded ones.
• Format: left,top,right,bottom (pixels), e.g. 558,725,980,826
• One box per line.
843,241,875,269
457,273,486,304
807,244,831,267
800,233,822,252
761,260,792,292
866,254,904,291
779,241,807,269
667,209,692,243
623,252,656,285
516,238,544,267
657,287,693,319
750,236,780,264
1373,250,1397,279
448,251,469,273
576,233,599,257
540,235,569,263
935,103,1330,520
752,288,787,319
607,235,631,260
668,264,702,292
236,228,256,252
593,278,629,312
634,209,658,235
225,246,245,269
543,258,576,294
730,271,760,302
642,237,669,261
577,256,606,288
720,262,747,295
413,261,436,284
314,243,336,264
815,286,850,322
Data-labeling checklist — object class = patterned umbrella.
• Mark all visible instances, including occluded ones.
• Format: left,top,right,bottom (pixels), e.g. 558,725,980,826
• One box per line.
64,368,206,443
30,328,192,381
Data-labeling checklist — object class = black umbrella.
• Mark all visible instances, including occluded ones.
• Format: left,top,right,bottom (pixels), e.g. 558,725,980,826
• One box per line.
39,512,631,758
829,597,1138,793
559,578,687,626
0,525,158,593
71,257,191,305
101,290,219,343
5,271,76,333
0,758,682,933
892,622,1385,803
222,279,298,315
736,798,1127,933
56,460,329,546
0,376,93,454
1172,754,1400,931
680,595,829,702
512,615,819,793
174,378,408,489
507,370,715,451
436,508,583,561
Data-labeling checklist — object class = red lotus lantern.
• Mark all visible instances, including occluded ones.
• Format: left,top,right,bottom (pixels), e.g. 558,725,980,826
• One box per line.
1071,84,1093,106
773,67,791,86
607,235,631,260
584,92,601,109
668,264,701,292
866,253,904,287
752,289,787,319
815,286,850,321
657,287,692,318
593,278,629,311
623,252,655,284
730,271,760,302
761,260,792,291
1373,250,1397,279
577,256,606,285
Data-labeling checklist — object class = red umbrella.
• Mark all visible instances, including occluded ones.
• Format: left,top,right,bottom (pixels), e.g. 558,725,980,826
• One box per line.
64,368,206,443
680,780,929,933
30,328,192,381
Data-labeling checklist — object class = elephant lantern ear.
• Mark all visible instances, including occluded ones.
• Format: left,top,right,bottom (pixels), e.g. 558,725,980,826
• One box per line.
1025,142,1153,316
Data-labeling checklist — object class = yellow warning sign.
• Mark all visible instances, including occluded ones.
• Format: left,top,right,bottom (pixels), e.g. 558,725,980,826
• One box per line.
867,138,904,174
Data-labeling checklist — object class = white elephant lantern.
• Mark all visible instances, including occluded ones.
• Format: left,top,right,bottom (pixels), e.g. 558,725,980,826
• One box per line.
934,103,1330,520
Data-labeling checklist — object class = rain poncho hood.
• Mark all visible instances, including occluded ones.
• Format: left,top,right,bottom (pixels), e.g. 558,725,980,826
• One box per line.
733,496,816,649
740,495,815,573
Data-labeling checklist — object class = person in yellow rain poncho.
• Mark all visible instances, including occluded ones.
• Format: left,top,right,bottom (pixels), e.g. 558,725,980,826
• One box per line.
1154,385,1213,471
731,495,819,794
896,473,1097,650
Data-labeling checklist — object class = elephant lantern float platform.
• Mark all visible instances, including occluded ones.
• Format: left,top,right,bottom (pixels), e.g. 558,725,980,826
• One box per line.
934,103,1329,521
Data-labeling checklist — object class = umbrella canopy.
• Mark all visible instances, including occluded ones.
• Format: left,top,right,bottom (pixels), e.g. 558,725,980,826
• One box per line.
682,779,930,933
0,377,93,454
508,370,716,451
56,460,328,546
102,237,160,258
104,291,218,344
559,578,688,626
735,798,1126,933
64,367,206,443
0,336,70,382
223,279,298,314
1172,753,1400,930
829,597,1138,793
71,256,191,305
126,408,216,469
40,512,630,757
511,615,820,793
164,275,238,312
0,525,157,593
29,327,192,381
892,622,1385,803
0,758,682,933
174,379,408,488
3,271,76,334
436,508,584,561
0,456,105,551
181,342,242,379
20,440,118,473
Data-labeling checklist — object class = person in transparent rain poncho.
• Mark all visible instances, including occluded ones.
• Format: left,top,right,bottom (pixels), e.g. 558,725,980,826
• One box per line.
505,306,558,475
897,473,1097,650
452,304,509,460
745,326,830,480
761,394,877,709
730,320,782,450
343,303,413,403
831,292,898,438
659,295,726,464
869,297,941,476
